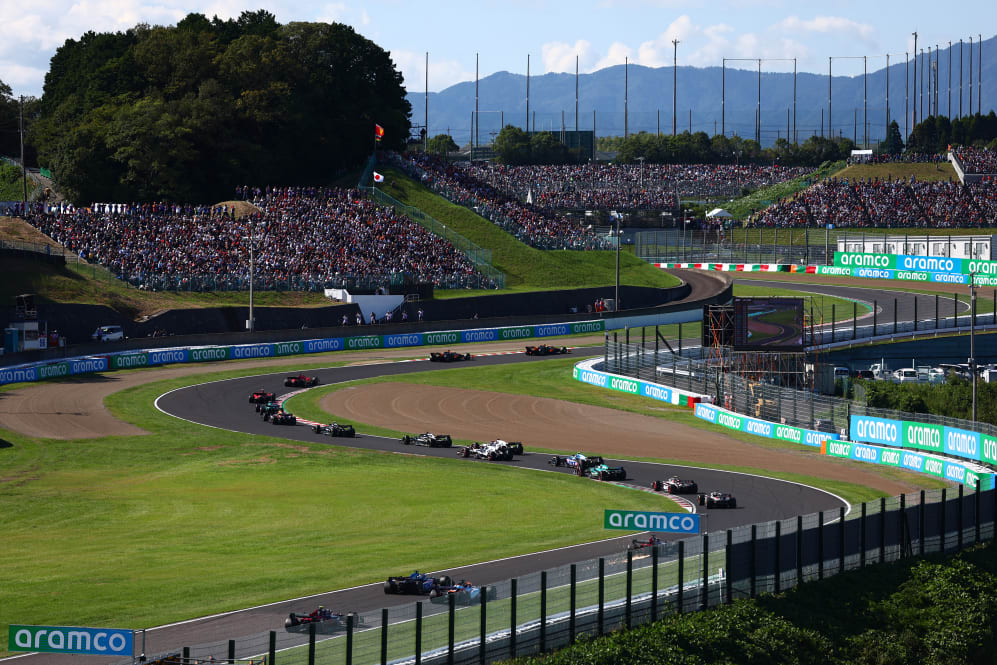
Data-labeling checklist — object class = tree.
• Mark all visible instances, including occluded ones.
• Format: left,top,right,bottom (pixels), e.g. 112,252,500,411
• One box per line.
493,125,531,164
879,121,904,155
427,133,458,155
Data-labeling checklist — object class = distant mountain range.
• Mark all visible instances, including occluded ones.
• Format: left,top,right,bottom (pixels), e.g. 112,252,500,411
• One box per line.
407,35,996,148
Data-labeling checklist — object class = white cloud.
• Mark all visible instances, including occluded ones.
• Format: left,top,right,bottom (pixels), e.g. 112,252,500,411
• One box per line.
593,42,633,71
776,15,875,42
541,40,593,74
394,50,474,93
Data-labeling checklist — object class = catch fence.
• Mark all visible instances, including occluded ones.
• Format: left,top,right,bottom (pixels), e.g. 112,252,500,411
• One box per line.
125,485,997,665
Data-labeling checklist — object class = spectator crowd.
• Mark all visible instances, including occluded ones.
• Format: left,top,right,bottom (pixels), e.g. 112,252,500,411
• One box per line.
954,147,997,175
24,187,495,291
750,176,997,229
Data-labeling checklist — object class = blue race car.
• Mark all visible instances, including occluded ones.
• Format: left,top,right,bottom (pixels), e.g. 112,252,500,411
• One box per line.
548,453,605,476
429,580,498,606
384,571,453,595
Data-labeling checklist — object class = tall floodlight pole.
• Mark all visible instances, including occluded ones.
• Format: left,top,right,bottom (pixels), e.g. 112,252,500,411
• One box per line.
526,54,530,133
970,272,977,423
793,58,797,143
960,39,964,118
672,39,679,136
886,54,890,142
624,57,629,139
575,55,579,136
721,59,726,137
19,95,26,205
475,53,479,148
948,41,952,119
969,36,973,115
979,34,982,115
828,57,832,139
863,55,868,148
912,32,917,127
425,53,429,152
757,59,761,144
920,48,924,121
927,46,932,118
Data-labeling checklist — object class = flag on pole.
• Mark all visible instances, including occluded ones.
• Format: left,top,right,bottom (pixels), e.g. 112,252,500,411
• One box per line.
373,172,384,183
374,124,385,141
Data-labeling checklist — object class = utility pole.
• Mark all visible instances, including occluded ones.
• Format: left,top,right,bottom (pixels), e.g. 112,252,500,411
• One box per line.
624,57,629,139
757,59,761,144
672,39,679,136
19,95,27,205
979,34,983,116
948,41,952,119
828,56,832,139
960,39,964,118
526,54,530,133
425,52,429,152
793,58,797,143
886,54,890,143
905,53,909,141
912,32,918,127
721,59,726,137
969,36,973,115
863,55,868,148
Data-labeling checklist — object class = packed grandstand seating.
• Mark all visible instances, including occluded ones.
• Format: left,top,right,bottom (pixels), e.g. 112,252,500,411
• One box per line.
847,152,947,165
750,176,997,228
24,188,494,291
954,147,997,174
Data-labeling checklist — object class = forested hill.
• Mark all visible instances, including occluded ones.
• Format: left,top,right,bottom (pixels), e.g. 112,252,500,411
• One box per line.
28,10,411,204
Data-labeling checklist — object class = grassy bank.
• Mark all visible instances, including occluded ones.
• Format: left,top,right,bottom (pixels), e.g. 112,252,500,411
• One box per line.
723,160,845,219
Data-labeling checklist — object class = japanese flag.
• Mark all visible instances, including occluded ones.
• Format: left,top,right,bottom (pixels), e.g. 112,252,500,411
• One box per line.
373,172,385,183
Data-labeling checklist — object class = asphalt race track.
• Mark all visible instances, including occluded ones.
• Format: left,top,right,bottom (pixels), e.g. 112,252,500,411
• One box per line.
34,350,842,664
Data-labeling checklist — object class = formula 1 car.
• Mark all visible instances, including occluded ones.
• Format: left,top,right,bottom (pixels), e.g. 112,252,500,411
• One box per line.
628,536,663,552
525,344,570,356
651,476,698,494
259,402,282,419
699,491,737,508
285,608,365,634
429,580,498,606
384,571,454,595
457,440,517,461
285,374,320,388
271,410,297,425
401,433,453,447
549,453,605,476
313,422,356,437
249,390,275,404
586,463,627,481
430,350,472,362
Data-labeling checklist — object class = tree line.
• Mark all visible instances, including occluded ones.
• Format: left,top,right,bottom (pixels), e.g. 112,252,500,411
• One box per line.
14,10,411,204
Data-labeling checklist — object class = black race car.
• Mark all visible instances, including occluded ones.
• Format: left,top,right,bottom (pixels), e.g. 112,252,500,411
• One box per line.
402,433,453,448
699,491,737,508
271,410,297,425
586,463,627,481
259,402,282,419
313,422,356,437
285,608,364,634
525,344,570,356
249,390,275,404
429,581,497,606
549,454,605,476
384,572,453,595
285,374,320,388
652,476,698,494
629,536,663,552
430,350,472,362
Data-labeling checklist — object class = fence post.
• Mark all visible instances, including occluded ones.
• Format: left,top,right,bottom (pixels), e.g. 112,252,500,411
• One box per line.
958,484,965,551
570,563,577,641
796,516,804,586
540,571,547,652
839,506,846,573
976,479,982,545
748,524,758,598
860,503,867,567
415,602,423,665
914,296,918,331
447,593,455,665
598,558,605,634
651,546,659,621
183,648,189,663
879,497,887,563
941,488,948,553
700,534,709,609
510,579,518,658
380,609,389,665
677,540,684,614
346,613,354,665
269,631,276,665
873,300,877,336
893,298,898,334
954,293,958,328
919,490,926,556
309,622,316,665
479,586,487,665
679,322,683,354
935,294,939,329
725,530,733,604
625,551,634,628
831,304,836,342
899,494,907,560
818,511,825,579
774,521,781,594
228,639,235,663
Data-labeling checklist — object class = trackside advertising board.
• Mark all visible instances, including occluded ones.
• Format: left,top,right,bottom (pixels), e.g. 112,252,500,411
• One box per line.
824,439,994,489
693,402,837,448
604,510,700,533
8,625,133,656
0,319,608,387
849,415,990,465
572,362,703,407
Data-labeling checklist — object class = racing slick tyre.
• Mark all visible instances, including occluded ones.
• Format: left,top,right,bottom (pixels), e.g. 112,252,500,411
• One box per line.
438,575,453,587
651,480,663,492
402,436,412,445
313,425,321,433
384,581,396,594
429,589,440,598
698,494,706,506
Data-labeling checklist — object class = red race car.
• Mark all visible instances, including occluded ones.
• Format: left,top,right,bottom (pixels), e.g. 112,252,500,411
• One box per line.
284,374,320,388
249,390,275,404
525,344,570,356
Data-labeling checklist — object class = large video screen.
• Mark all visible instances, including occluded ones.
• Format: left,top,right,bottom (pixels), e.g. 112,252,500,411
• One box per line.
733,297,804,351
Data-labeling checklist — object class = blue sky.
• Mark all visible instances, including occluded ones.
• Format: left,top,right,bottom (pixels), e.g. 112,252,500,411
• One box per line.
1,0,993,97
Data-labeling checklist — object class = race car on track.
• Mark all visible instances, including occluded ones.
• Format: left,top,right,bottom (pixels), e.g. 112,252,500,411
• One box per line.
586,463,627,481
628,536,663,552
313,422,356,437
259,402,282,419
249,390,275,404
429,580,498,606
699,491,737,508
285,374,320,388
271,409,297,425
651,476,698,494
457,440,519,460
430,350,472,362
525,344,570,356
401,433,453,447
384,571,453,595
285,607,365,634
549,453,605,476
